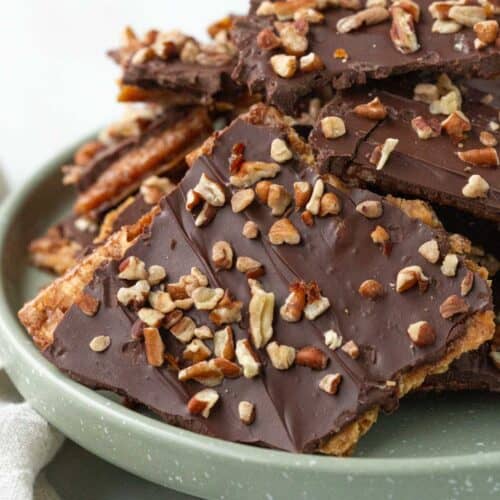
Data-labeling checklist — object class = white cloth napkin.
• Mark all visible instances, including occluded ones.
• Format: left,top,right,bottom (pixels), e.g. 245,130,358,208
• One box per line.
0,366,64,500
0,168,63,500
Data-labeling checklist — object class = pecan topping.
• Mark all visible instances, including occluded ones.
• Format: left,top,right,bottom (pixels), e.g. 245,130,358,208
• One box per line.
249,280,275,348
192,287,225,311
242,221,260,239
89,335,111,353
117,280,150,307
170,316,196,344
138,307,165,327
479,131,498,147
439,295,469,319
270,54,298,78
324,329,343,350
214,326,235,361
296,346,328,370
255,180,272,203
462,174,490,198
418,239,440,264
229,143,245,174
320,116,346,139
319,373,342,395
370,138,399,170
235,339,261,378
193,173,226,207
305,179,324,215
209,291,243,326
293,181,312,208
300,52,324,72
187,388,219,418
457,148,499,168
276,21,309,56
179,360,223,387
267,184,292,216
238,401,256,425
229,161,280,188
304,281,330,320
389,5,420,54
268,218,301,245
118,256,148,281
76,293,100,317
474,20,499,44
266,341,296,370
236,256,264,278
231,189,255,213
396,266,429,293
411,116,441,140
194,203,217,227
356,200,383,219
449,5,487,27
194,325,213,340
341,340,360,359
336,6,390,33
461,270,474,297
212,241,234,270
140,176,175,205
270,138,293,163
319,192,342,216
149,291,175,314
441,111,471,140
257,28,282,51
440,253,459,277
358,279,384,300
147,264,167,286
183,339,212,363
280,281,306,322
143,327,165,367
407,321,436,347
354,97,388,120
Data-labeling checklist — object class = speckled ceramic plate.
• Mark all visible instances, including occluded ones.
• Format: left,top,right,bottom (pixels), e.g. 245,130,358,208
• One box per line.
1,138,500,500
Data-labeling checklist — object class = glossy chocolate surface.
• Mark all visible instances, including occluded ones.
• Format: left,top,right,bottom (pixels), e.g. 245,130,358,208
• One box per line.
232,0,500,114
47,114,492,452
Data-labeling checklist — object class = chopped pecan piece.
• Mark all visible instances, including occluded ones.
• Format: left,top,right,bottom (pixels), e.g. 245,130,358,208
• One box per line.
229,161,280,188
411,116,441,140
305,179,324,215
238,401,256,425
461,270,474,297
231,189,255,213
270,54,298,78
440,253,459,277
187,388,219,418
341,340,360,359
389,5,420,54
212,241,234,270
324,329,343,350
462,175,490,198
354,97,388,120
407,321,436,347
441,111,471,140
336,6,390,33
319,373,342,395
209,291,243,326
249,281,275,348
296,346,328,370
457,148,499,168
118,256,148,281
418,239,440,264
266,341,296,370
268,218,301,245
396,266,429,293
267,184,292,216
183,339,212,363
89,335,111,353
76,293,100,317
358,279,384,300
439,295,469,319
356,200,383,219
270,138,293,163
320,116,346,139
242,221,260,239
280,281,307,322
214,326,235,360
143,327,165,367
235,339,261,378
193,173,226,207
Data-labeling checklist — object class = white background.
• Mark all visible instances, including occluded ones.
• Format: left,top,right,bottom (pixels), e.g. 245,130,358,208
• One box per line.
0,0,248,193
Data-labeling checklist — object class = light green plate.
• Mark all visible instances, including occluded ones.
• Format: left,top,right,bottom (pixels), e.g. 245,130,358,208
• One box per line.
0,138,499,500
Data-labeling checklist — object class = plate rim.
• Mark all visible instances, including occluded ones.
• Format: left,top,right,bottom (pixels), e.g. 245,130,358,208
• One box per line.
0,135,499,477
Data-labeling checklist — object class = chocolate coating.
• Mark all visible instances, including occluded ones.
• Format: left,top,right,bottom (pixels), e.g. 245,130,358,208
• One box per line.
46,114,492,452
310,86,500,221
75,108,192,192
232,0,500,115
